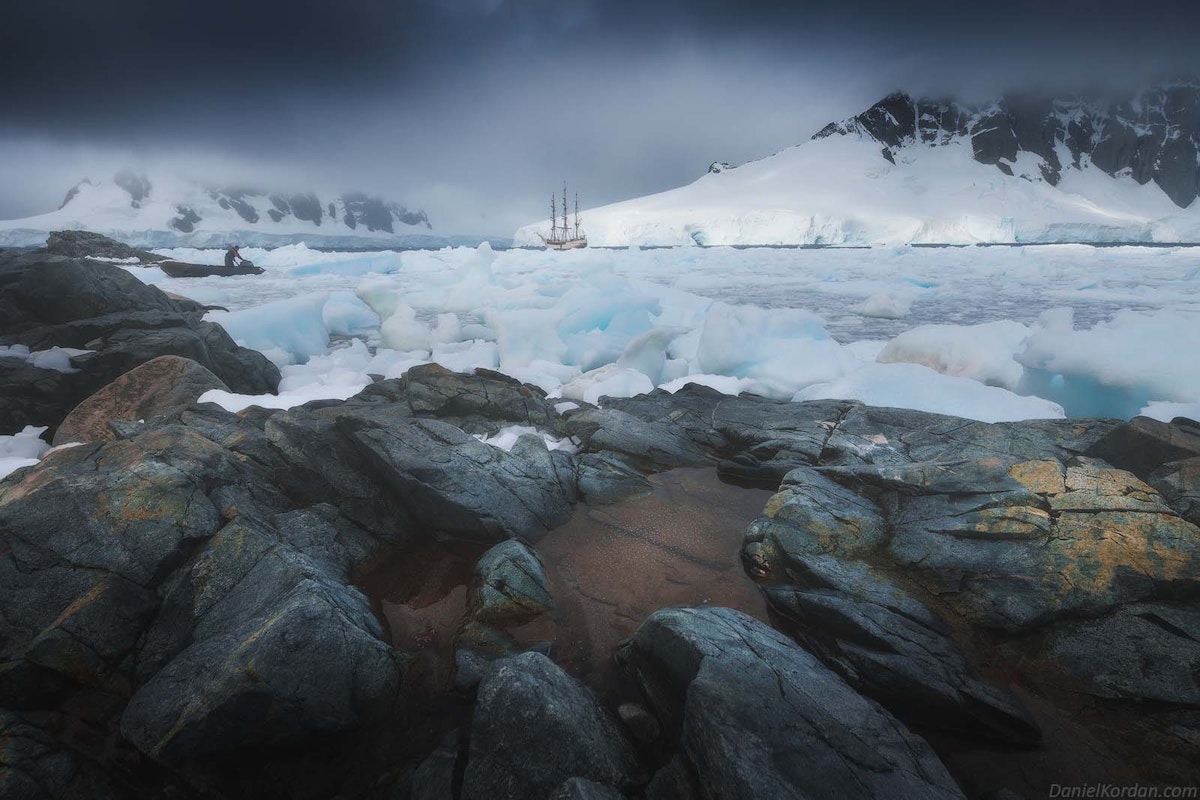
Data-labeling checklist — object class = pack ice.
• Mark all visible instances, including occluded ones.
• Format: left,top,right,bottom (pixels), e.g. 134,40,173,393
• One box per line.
115,241,1200,431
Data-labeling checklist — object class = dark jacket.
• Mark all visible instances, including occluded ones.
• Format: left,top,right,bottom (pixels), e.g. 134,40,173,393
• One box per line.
224,248,240,267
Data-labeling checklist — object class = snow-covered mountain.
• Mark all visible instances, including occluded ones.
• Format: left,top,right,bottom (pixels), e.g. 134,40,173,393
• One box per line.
515,80,1200,247
0,170,439,249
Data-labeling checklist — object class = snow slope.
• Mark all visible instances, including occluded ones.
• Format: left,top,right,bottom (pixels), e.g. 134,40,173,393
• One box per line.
517,137,1200,247
516,85,1200,247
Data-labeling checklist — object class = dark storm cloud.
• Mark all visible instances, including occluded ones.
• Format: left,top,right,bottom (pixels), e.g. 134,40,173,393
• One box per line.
2,0,1198,230
5,0,1196,102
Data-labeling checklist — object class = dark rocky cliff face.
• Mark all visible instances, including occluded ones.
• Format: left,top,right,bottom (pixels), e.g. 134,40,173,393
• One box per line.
207,187,431,232
815,80,1200,208
342,191,431,233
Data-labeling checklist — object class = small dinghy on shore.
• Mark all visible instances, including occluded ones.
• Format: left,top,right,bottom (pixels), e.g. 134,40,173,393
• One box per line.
159,260,264,278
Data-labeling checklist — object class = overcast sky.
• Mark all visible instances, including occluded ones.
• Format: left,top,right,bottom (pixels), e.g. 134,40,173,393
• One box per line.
2,0,1198,234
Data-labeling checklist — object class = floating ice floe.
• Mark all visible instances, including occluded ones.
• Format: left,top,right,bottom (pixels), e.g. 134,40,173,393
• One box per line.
474,426,579,454
852,292,915,319
0,345,91,373
0,426,51,481
795,362,1066,423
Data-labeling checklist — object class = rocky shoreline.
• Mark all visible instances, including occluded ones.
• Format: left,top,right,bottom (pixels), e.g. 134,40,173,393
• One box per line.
1,251,1198,799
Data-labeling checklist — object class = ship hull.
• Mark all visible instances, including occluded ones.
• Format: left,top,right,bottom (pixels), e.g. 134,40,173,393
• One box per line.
539,235,588,251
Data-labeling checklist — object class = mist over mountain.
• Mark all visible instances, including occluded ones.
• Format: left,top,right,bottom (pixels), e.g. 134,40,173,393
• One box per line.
0,169,448,248
819,79,1200,207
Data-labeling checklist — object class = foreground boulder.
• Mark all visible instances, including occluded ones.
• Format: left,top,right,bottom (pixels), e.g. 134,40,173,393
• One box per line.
1046,602,1200,705
351,418,576,543
52,355,229,445
0,709,91,798
1149,456,1200,526
742,418,1200,782
460,652,643,800
0,252,278,435
121,507,403,761
454,539,556,690
3,355,1198,796
469,539,555,624
743,466,1033,742
264,365,575,536
381,363,563,435
1088,414,1200,479
0,416,404,791
621,606,964,799
0,428,230,703
1090,415,1200,526
565,407,714,472
762,560,1039,744
764,455,1200,631
270,395,578,544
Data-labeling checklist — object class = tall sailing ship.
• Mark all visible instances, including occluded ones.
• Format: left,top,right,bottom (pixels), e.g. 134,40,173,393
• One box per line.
540,182,587,250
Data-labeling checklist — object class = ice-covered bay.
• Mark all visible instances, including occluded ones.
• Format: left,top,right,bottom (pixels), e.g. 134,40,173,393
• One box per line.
135,242,1200,424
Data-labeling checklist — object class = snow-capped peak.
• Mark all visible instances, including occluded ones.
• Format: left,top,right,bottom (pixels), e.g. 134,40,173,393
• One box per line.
811,82,1200,207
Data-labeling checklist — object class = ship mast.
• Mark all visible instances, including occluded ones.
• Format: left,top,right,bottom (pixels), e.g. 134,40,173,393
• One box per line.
561,181,569,241
550,192,557,240
574,192,580,239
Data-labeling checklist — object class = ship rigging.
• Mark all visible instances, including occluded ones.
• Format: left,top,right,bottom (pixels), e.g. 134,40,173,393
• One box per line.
540,182,587,250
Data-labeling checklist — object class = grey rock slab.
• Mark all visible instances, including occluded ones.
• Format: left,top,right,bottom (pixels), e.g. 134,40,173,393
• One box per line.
566,407,713,472
394,363,561,435
576,451,651,505
122,575,401,761
1046,603,1200,706
1148,456,1200,526
711,397,851,482
0,429,230,701
743,466,889,581
764,562,1040,745
0,710,81,799
460,652,642,800
1088,415,1200,480
349,416,575,543
625,606,964,800
122,505,400,762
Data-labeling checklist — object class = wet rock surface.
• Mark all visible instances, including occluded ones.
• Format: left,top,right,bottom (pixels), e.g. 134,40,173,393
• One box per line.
451,539,556,691
1,337,1198,798
468,539,554,625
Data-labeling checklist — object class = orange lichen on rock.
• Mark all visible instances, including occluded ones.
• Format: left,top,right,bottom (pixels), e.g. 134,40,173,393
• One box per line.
1009,459,1067,495
1050,510,1196,601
